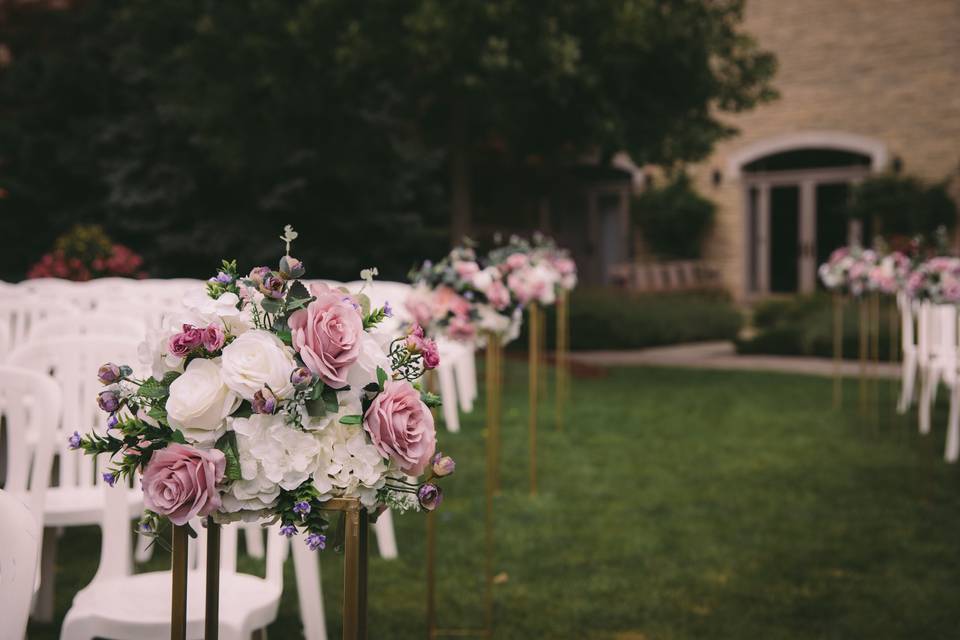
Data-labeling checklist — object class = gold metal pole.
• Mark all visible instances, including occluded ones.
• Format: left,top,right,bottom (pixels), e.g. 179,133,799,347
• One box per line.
204,518,221,640
833,293,843,410
555,290,569,431
426,510,437,637
890,296,900,419
872,293,881,426
528,304,539,496
339,500,368,640
170,525,189,640
858,297,870,417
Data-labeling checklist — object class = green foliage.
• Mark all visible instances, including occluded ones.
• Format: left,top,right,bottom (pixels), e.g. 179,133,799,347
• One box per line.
844,173,957,238
0,0,775,279
737,294,897,359
524,288,742,350
632,173,717,259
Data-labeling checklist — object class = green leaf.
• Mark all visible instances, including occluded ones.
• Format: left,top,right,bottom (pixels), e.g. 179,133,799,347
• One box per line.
305,396,328,417
233,402,253,419
355,292,371,317
260,298,283,314
147,406,167,422
138,377,168,399
275,327,293,346
170,430,188,444
376,366,387,389
338,414,362,425
321,386,340,414
160,371,181,387
215,431,242,482
421,390,442,408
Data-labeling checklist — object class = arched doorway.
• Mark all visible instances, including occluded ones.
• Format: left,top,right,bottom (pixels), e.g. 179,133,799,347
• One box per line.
729,132,887,295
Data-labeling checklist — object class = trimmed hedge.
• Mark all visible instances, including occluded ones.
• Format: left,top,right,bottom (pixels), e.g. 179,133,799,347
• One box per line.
517,288,743,351
736,294,898,360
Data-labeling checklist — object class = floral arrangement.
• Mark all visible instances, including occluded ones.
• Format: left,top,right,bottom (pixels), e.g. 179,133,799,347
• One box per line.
407,245,522,343
71,227,453,549
869,251,912,295
487,234,577,306
28,224,146,280
818,246,878,297
905,256,960,303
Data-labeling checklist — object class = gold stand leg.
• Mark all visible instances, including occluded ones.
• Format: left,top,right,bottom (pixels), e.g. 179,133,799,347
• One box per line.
171,525,189,640
343,506,368,640
833,293,843,410
205,518,221,640
871,293,881,427
859,298,868,417
890,297,900,420
555,291,569,431
528,304,539,496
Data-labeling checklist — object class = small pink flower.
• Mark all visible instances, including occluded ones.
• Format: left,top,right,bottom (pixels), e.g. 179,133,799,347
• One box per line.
505,253,529,272
202,324,226,352
485,280,511,310
141,444,225,526
168,324,204,358
447,315,476,341
453,260,480,279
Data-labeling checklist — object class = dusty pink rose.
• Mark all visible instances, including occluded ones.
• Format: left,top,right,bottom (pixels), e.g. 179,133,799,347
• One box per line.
288,283,364,388
364,380,436,475
202,324,226,352
453,260,480,279
505,253,529,272
141,444,225,526
447,314,476,341
433,286,470,319
485,280,511,310
168,324,204,358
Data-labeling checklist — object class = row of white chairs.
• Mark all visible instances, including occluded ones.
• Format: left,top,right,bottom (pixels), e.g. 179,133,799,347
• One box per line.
897,295,960,462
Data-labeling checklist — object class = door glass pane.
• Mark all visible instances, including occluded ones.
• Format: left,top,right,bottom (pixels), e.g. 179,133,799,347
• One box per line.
770,185,800,293
816,183,851,289
747,187,759,293
598,192,624,284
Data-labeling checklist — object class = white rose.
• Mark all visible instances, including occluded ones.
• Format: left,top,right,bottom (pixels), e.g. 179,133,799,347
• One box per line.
471,267,497,292
346,331,392,392
220,330,297,401
166,358,240,445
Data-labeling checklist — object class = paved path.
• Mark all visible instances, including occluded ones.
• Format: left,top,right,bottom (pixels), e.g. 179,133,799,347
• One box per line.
568,341,900,379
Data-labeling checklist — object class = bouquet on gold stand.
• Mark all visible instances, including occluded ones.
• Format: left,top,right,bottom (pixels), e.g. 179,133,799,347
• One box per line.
72,227,455,640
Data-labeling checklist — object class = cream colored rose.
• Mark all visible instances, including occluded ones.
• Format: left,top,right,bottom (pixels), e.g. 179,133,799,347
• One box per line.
220,329,297,400
166,358,240,444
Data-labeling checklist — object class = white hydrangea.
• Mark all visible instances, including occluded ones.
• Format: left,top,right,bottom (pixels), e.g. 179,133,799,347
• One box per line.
309,421,389,508
221,414,323,512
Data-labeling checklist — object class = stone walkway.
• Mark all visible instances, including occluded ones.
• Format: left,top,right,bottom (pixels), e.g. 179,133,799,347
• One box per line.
568,341,900,379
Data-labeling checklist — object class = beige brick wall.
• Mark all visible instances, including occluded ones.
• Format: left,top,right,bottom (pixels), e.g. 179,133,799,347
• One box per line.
691,0,960,299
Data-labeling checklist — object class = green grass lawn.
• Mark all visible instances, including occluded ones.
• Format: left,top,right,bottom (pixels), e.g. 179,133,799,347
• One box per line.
27,364,960,639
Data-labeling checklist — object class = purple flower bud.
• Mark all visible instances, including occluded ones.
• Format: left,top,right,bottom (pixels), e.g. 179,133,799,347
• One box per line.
305,533,326,551
279,255,305,278
68,431,82,450
138,521,152,533
279,523,298,538
97,390,120,413
97,362,122,385
431,453,456,477
290,367,314,389
248,266,272,286
292,500,311,517
106,413,119,429
417,483,443,511
252,388,278,414
216,271,233,284
102,472,117,487
383,301,393,318
260,274,286,299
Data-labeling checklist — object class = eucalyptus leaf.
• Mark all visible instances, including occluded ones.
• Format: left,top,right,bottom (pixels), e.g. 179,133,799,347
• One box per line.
338,414,362,425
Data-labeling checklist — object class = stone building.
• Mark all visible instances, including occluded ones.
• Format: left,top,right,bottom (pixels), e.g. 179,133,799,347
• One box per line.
685,0,960,299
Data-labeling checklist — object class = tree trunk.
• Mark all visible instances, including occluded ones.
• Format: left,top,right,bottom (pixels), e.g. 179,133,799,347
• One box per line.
449,100,471,245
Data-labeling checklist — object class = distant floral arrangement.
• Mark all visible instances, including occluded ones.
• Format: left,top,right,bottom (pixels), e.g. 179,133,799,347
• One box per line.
27,224,146,280
407,233,577,343
72,226,453,549
818,245,912,297
905,256,960,303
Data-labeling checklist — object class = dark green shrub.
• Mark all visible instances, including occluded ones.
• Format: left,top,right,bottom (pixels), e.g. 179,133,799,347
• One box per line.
632,173,716,260
845,174,956,238
517,288,743,351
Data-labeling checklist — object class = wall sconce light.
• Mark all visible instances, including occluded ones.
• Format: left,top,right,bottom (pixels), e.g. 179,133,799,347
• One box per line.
892,156,903,173
712,169,722,187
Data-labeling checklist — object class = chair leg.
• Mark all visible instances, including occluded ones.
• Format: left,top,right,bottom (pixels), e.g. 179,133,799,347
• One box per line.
374,509,398,559
919,368,936,435
453,354,474,414
897,353,917,414
438,365,460,433
243,523,265,559
291,536,328,640
947,384,960,463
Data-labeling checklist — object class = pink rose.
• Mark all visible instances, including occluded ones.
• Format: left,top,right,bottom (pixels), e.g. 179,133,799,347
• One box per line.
453,260,480,279
485,280,511,310
202,323,226,352
364,380,436,475
433,286,470,319
447,314,476,341
288,283,364,388
168,324,204,358
141,443,225,526
405,288,435,327
505,253,529,272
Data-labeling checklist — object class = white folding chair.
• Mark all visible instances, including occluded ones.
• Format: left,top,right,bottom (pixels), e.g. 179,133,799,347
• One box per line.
61,484,285,640
918,304,957,435
896,293,919,413
0,489,42,640
0,298,77,355
29,313,146,342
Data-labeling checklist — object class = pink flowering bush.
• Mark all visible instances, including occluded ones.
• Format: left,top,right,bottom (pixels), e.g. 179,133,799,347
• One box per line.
27,224,146,280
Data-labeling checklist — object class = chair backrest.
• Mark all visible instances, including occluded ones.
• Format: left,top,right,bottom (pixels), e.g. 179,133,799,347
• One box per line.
30,313,147,341
0,298,77,354
899,293,917,351
0,489,41,640
0,365,61,519
98,483,285,587
8,337,143,490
